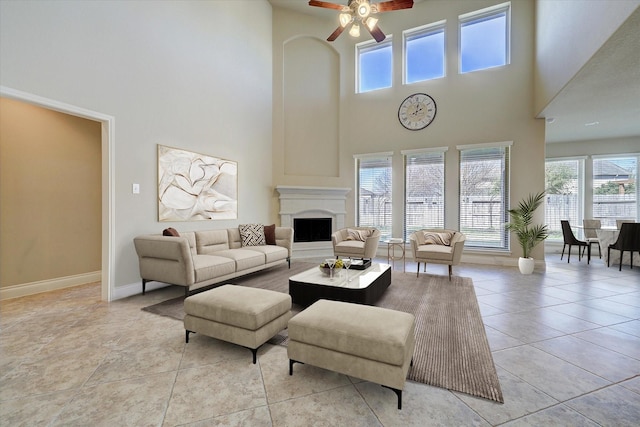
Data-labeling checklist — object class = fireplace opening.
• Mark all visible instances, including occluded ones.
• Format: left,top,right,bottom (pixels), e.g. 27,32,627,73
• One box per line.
293,218,332,242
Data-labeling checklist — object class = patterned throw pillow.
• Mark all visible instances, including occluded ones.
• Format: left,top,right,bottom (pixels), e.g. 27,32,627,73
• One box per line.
347,228,370,242
239,224,266,247
423,231,453,246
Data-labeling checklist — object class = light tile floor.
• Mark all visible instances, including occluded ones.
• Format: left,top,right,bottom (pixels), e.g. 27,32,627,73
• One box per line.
1,256,639,426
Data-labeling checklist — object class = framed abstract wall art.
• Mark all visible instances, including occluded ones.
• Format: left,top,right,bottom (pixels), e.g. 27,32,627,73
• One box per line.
158,145,237,221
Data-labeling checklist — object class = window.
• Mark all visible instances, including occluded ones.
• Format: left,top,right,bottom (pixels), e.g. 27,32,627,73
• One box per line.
356,153,393,240
357,38,392,93
593,155,638,228
545,158,584,241
459,2,510,73
404,21,445,84
458,142,511,250
403,148,446,240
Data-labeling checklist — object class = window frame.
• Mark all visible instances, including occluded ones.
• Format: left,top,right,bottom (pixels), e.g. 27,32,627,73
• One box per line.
402,147,447,240
354,152,394,241
592,153,639,228
544,157,586,241
458,1,511,74
356,37,393,93
457,141,512,251
403,20,446,85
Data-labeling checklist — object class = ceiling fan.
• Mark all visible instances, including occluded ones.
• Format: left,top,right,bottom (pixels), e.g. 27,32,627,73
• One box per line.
309,0,414,43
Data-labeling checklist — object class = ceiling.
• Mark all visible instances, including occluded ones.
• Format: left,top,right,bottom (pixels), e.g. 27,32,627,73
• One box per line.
269,1,640,144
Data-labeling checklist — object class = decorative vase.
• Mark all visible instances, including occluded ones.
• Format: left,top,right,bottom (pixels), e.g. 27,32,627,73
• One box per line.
518,257,535,275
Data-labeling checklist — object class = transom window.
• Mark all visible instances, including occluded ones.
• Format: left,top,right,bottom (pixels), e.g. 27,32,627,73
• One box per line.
355,153,393,241
458,142,511,250
403,148,446,240
459,2,510,73
403,21,446,84
357,38,393,93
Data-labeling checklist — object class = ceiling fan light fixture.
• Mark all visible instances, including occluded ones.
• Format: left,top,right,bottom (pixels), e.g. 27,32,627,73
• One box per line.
357,1,371,18
349,23,361,37
365,16,378,30
339,13,352,27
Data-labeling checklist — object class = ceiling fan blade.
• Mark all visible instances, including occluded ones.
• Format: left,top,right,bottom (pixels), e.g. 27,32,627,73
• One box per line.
376,0,414,12
327,24,346,41
308,0,346,11
367,24,386,43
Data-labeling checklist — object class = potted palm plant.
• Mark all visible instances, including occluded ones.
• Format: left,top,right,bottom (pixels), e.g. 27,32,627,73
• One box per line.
506,192,549,274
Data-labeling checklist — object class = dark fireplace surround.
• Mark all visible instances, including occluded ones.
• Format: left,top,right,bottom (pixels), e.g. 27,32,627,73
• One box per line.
293,218,332,242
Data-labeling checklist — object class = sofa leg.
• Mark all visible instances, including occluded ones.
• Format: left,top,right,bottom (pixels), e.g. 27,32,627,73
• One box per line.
382,385,403,410
185,330,193,343
289,359,303,375
449,265,453,281
416,263,420,277
142,279,147,295
287,257,291,268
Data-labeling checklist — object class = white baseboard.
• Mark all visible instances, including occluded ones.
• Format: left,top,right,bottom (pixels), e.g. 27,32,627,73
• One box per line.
112,280,172,300
0,271,101,301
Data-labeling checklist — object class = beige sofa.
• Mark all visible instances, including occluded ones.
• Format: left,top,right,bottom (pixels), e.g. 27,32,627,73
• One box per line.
133,226,293,295
409,228,466,280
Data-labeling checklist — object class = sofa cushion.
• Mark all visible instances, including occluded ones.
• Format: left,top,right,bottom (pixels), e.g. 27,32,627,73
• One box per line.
416,244,454,261
422,231,453,246
263,224,276,245
214,248,265,270
247,245,288,263
239,224,266,247
335,240,366,256
195,230,230,254
192,254,236,283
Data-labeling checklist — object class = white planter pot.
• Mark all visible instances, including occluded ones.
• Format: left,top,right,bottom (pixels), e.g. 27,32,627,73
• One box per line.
518,257,535,275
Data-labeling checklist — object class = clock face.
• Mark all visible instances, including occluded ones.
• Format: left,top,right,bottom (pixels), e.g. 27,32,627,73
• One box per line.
398,93,437,130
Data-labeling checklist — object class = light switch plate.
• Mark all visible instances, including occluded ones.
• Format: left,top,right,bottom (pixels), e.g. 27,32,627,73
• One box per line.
132,183,140,194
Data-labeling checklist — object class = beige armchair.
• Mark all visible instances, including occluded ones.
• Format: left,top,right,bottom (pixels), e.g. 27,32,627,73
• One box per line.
332,227,380,260
409,229,466,280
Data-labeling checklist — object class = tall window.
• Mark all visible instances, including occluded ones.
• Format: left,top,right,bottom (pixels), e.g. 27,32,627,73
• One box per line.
403,148,446,240
356,153,393,241
403,21,446,84
545,158,584,241
357,38,392,93
459,2,510,73
458,142,511,250
593,155,638,228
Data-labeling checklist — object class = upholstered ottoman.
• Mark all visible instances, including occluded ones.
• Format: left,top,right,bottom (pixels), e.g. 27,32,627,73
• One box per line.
184,285,292,363
288,299,415,409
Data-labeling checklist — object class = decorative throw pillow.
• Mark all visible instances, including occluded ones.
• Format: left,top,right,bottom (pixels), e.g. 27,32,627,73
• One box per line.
347,228,370,242
423,231,453,246
263,224,276,245
239,224,266,247
163,227,180,237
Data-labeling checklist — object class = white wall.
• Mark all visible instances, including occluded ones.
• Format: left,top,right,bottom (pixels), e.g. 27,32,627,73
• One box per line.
534,0,639,114
0,0,273,296
272,0,546,263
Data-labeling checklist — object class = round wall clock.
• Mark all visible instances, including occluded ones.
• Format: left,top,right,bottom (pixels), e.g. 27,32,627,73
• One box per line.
398,93,437,131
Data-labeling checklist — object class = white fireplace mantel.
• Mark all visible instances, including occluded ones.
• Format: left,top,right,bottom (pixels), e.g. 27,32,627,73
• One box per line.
276,186,351,257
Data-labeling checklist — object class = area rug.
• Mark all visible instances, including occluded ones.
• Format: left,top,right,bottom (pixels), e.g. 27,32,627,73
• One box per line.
142,263,504,403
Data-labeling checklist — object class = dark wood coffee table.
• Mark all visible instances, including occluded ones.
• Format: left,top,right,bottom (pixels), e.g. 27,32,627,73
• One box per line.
288,263,391,306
